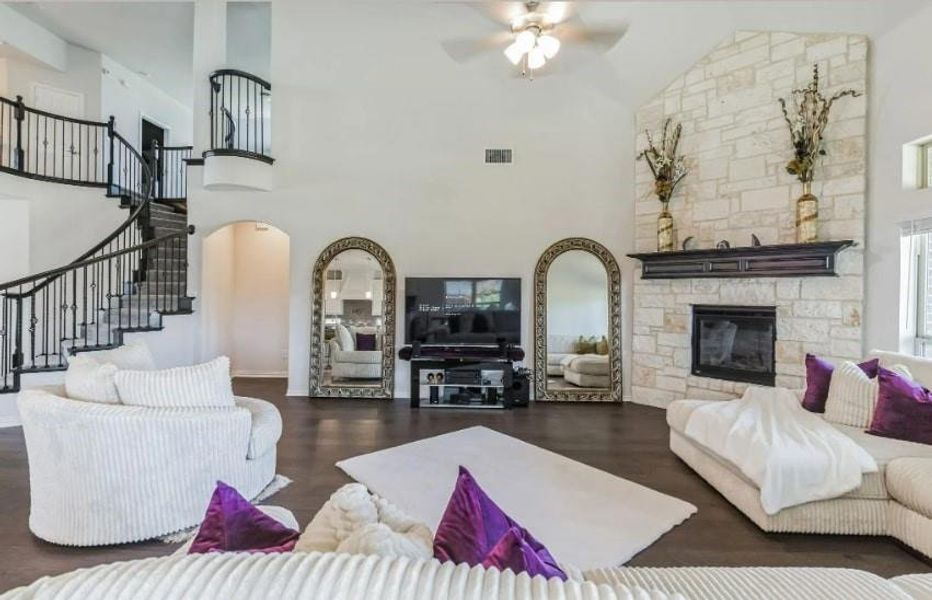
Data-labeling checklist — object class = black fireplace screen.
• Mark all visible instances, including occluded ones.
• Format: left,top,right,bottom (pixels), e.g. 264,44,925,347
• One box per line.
691,305,776,386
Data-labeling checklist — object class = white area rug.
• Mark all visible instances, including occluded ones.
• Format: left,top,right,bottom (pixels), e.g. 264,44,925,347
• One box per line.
336,426,696,568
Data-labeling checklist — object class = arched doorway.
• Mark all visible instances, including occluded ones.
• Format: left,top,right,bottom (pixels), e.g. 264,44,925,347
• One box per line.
201,221,291,378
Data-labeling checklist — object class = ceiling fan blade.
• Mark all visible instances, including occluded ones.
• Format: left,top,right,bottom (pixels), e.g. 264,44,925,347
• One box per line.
450,1,529,26
441,31,515,63
559,19,628,53
540,1,578,25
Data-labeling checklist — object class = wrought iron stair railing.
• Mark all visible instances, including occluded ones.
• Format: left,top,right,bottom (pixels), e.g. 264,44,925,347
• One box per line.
0,94,194,394
208,69,273,163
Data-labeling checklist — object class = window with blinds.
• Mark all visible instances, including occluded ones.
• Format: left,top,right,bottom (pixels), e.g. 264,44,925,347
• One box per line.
901,219,932,356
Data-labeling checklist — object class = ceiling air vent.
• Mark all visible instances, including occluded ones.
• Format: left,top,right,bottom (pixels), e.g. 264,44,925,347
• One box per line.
485,149,513,164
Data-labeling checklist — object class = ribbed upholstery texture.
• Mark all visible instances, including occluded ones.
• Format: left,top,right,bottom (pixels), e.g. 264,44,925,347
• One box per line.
114,356,235,408
86,340,157,371
892,574,932,600
16,387,279,546
886,458,932,519
670,430,890,534
237,397,284,460
824,362,911,428
889,502,932,559
583,567,915,600
63,356,121,404
670,408,932,559
0,552,682,600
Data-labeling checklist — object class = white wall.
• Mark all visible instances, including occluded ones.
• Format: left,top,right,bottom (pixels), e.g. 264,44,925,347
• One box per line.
865,2,932,353
200,221,290,377
100,55,194,149
0,58,8,96
0,3,67,72
201,223,236,361
0,198,28,283
186,1,635,399
231,222,290,376
226,2,270,83
0,172,125,275
546,251,610,338
5,42,101,120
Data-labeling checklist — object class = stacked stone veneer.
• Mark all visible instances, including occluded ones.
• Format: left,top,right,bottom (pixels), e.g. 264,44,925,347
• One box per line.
632,31,868,407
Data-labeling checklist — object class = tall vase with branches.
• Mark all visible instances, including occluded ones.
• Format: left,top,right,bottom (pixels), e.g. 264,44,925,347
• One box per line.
639,118,688,252
778,65,861,243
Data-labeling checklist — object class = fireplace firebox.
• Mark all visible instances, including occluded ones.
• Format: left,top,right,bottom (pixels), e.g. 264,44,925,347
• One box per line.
691,305,776,386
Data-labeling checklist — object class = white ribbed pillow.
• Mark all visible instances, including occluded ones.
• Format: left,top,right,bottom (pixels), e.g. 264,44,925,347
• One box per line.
64,355,121,404
114,356,235,408
824,361,912,428
91,340,156,370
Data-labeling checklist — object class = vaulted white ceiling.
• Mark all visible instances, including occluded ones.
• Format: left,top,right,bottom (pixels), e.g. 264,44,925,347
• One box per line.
4,0,927,111
7,1,194,105
431,0,926,108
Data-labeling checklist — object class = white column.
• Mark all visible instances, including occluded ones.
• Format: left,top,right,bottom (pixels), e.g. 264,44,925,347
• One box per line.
192,0,227,156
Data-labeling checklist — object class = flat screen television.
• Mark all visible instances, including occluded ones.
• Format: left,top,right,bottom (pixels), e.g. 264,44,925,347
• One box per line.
404,278,521,345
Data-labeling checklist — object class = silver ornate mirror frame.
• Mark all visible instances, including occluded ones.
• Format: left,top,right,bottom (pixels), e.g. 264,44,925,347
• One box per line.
310,237,396,398
533,237,623,402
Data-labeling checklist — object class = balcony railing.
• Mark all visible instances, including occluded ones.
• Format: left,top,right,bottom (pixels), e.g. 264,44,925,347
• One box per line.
1,96,110,187
154,143,193,201
208,69,272,163
0,93,195,394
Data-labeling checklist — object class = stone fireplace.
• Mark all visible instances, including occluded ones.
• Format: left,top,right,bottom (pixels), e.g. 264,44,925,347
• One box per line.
630,30,867,407
691,305,776,386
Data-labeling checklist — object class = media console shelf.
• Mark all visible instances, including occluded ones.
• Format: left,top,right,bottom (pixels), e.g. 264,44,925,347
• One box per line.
399,345,525,409
628,240,855,280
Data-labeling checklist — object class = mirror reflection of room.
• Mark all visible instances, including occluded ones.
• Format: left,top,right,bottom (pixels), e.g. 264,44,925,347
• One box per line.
323,249,384,386
546,250,610,391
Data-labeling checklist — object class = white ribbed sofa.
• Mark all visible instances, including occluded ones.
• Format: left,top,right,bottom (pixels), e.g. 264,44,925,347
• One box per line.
17,385,281,546
668,350,932,559
2,552,931,600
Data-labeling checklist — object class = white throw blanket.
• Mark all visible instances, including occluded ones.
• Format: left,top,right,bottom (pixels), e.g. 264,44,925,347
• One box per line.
683,386,878,515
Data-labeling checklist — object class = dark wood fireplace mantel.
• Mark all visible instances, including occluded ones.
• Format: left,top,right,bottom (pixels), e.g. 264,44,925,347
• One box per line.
628,240,855,280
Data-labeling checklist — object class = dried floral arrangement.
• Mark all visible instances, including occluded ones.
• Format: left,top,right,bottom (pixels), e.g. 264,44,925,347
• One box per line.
778,65,861,183
638,118,688,205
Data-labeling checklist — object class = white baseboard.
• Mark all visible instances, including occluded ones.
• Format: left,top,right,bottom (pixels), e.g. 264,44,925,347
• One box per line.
628,395,673,410
232,371,288,379
0,416,22,428
286,386,309,397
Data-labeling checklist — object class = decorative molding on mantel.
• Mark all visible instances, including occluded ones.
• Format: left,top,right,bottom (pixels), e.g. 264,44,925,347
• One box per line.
628,240,855,280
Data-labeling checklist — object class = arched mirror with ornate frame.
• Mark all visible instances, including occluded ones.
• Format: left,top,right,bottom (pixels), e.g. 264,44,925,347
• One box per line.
533,238,622,402
310,237,396,398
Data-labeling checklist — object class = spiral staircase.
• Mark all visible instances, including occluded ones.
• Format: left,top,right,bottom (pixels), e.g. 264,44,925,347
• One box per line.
0,95,195,393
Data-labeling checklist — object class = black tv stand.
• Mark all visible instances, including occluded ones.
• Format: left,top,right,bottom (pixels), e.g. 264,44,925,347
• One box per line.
399,344,524,409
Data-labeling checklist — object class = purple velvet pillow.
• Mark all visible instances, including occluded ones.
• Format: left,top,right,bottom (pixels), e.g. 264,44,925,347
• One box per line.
356,333,377,351
433,466,566,581
189,481,300,554
868,368,932,445
802,355,880,413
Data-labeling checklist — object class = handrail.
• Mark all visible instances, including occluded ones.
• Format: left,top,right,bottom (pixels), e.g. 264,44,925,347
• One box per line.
210,69,271,90
0,95,111,128
0,93,156,295
0,94,195,394
1,230,191,297
208,70,272,161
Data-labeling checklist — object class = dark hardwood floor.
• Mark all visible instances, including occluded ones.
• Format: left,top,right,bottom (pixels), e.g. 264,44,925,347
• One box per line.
0,377,928,591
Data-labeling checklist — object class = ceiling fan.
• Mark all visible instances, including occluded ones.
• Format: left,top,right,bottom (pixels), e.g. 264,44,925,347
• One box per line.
441,1,627,80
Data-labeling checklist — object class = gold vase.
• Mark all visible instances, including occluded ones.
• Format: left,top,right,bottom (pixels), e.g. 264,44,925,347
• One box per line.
796,181,818,244
657,203,675,252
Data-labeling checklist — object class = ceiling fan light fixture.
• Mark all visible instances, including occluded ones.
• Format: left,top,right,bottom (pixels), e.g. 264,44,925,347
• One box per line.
537,35,561,59
504,42,525,65
527,46,547,70
514,29,537,53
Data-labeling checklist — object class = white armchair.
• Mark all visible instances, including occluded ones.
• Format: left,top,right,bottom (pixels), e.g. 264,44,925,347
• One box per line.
17,386,281,546
329,340,382,380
